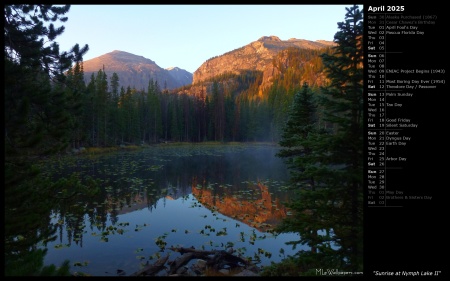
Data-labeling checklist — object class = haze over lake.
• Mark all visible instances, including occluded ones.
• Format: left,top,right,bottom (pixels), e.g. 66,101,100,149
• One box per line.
40,143,304,276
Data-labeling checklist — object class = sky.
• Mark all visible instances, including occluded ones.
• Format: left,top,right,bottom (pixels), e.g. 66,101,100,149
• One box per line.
57,4,359,73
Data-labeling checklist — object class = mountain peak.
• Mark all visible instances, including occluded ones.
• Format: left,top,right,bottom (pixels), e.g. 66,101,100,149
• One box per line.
81,51,192,90
98,50,156,65
258,35,281,42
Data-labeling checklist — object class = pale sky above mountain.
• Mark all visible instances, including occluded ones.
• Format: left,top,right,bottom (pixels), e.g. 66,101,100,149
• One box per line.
57,4,360,73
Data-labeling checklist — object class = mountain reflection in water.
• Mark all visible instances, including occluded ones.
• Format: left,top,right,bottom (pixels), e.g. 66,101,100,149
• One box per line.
192,177,289,232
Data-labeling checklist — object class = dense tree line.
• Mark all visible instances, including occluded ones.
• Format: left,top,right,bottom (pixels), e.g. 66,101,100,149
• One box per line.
58,46,331,149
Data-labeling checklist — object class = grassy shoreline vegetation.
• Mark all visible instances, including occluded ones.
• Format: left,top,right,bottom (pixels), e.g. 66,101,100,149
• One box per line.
66,141,280,156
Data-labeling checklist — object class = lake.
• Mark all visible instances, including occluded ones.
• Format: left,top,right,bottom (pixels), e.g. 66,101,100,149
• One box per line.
39,143,304,276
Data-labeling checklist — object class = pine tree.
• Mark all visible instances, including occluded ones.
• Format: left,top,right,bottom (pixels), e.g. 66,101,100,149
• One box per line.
5,3,89,197
276,82,323,186
169,94,181,141
147,79,163,143
211,81,225,141
266,5,364,275
94,67,109,146
4,4,89,276
317,5,364,272
275,82,329,270
65,61,87,149
109,72,120,145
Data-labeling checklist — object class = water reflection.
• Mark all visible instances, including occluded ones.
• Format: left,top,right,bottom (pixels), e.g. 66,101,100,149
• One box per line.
192,179,289,232
37,144,304,276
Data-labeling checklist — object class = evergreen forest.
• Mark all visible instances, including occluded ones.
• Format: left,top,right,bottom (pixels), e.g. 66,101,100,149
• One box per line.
5,4,363,276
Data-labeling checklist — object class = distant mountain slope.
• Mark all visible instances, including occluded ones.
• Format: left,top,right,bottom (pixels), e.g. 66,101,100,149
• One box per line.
193,35,334,84
166,67,193,88
82,50,193,91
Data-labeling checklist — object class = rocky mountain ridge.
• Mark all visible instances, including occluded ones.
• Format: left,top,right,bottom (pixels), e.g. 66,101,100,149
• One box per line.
80,36,334,94
192,36,334,85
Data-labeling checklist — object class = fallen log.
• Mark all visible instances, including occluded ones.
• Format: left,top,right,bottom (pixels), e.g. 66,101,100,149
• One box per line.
167,246,252,273
168,253,191,274
130,246,258,276
129,254,169,276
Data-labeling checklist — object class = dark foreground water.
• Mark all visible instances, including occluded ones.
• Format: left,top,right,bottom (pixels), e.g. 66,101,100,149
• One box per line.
39,143,304,276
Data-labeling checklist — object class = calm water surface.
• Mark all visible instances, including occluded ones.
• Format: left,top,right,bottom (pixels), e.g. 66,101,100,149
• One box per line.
40,143,305,276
